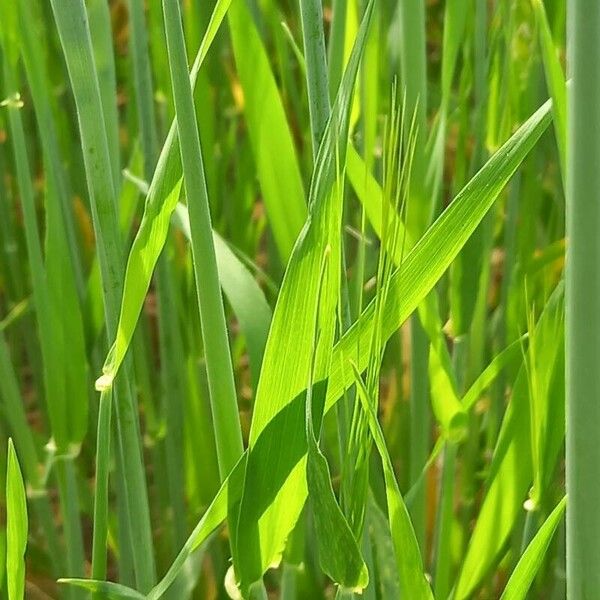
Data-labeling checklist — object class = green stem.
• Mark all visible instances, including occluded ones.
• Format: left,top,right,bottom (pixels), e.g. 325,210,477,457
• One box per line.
408,317,430,555
91,389,112,582
299,0,330,159
161,0,243,478
55,457,86,596
434,335,467,598
327,0,347,100
566,1,600,597
49,0,156,590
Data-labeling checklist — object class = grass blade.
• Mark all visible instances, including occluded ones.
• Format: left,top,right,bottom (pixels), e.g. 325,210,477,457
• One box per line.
351,366,433,599
6,439,27,600
500,496,566,600
231,4,375,593
161,0,243,477
228,0,307,259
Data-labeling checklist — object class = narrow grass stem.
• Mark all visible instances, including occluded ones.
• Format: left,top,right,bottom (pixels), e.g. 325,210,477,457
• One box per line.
91,389,112,582
49,0,156,590
161,0,243,478
299,0,330,159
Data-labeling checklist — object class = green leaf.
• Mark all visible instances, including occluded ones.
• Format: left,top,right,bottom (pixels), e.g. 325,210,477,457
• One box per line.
500,496,566,600
231,3,375,593
304,251,368,592
307,391,369,592
131,95,551,600
6,439,27,600
461,335,527,411
59,579,146,600
346,145,466,439
97,0,233,391
326,100,551,412
228,0,307,259
351,366,433,600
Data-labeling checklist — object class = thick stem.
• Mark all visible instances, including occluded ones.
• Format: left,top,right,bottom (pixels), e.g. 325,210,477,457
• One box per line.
566,1,600,597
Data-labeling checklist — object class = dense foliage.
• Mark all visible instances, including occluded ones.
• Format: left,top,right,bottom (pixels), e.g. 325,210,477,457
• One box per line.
0,0,572,598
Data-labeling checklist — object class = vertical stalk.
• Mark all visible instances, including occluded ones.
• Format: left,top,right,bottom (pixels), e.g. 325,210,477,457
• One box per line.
161,0,243,478
328,0,347,100
299,0,329,159
91,389,111,581
125,0,188,583
397,0,431,560
566,1,600,597
49,0,156,591
434,335,467,598
408,319,430,553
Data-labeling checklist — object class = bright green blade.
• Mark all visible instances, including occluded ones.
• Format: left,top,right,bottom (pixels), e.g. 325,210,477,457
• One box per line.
97,0,233,391
346,145,465,439
461,335,527,412
6,439,27,600
228,0,307,259
231,3,375,593
327,100,552,413
500,496,566,600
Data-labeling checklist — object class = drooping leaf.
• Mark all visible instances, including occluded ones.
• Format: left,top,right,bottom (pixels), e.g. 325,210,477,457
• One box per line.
305,251,368,592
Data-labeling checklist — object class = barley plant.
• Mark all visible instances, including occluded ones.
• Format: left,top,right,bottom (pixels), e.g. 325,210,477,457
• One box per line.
0,0,587,598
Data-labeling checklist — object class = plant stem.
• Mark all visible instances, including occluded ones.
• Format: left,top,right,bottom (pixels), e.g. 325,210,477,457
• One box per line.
161,0,243,478
49,0,156,590
409,318,430,555
299,0,329,159
91,389,112,582
566,1,600,597
328,0,347,100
